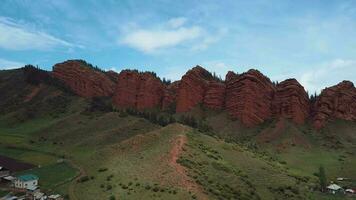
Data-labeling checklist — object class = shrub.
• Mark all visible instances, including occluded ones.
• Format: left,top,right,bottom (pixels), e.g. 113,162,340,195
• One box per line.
106,185,112,190
109,195,115,200
98,168,108,172
77,176,89,183
122,185,128,189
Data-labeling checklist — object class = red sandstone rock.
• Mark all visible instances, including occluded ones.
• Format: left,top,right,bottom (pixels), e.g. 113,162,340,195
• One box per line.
272,79,310,124
112,70,164,110
106,70,119,83
176,66,212,112
51,60,355,129
225,69,275,126
112,70,141,108
162,81,180,111
225,71,237,83
52,60,115,97
136,73,165,110
203,81,225,110
313,81,356,129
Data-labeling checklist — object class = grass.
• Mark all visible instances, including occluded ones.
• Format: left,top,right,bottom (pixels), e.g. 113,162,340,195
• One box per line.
179,131,313,200
16,162,77,190
72,124,194,200
0,189,9,197
0,146,58,166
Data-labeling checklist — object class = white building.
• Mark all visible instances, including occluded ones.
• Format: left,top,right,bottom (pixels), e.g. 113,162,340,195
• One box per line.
327,184,343,194
13,174,39,190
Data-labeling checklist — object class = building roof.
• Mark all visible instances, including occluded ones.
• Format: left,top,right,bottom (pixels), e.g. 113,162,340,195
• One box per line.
17,174,39,181
49,194,61,198
3,176,15,181
327,184,342,190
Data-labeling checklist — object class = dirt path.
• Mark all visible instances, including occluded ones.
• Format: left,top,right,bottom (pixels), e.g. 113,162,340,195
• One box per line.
169,135,208,200
67,160,86,200
24,85,42,102
169,134,187,175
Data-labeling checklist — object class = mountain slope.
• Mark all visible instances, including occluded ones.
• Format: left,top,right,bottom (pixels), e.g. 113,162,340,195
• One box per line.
0,63,355,200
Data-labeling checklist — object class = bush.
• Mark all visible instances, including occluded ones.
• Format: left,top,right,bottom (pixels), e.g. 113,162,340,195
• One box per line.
98,168,108,172
109,195,116,200
77,176,89,183
106,185,112,190
122,185,128,189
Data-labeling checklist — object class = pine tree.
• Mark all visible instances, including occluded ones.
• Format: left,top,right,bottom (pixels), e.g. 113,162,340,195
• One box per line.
319,166,327,192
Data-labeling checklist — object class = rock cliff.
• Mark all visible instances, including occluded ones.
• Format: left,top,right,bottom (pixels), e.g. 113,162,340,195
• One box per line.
52,60,115,98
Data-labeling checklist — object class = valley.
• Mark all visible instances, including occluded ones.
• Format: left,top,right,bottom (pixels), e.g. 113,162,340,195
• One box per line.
0,63,355,200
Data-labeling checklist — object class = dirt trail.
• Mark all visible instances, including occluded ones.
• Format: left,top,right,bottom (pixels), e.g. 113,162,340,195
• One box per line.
67,160,86,200
170,135,187,175
24,85,42,102
169,134,208,200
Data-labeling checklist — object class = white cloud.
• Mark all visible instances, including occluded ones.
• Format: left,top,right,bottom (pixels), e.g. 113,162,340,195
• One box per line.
119,17,224,53
120,26,202,53
192,27,228,51
0,58,24,70
0,17,79,50
167,17,187,28
299,59,356,93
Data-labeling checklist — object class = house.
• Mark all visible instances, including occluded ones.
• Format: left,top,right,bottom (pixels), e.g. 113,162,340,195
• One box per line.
13,174,39,190
327,184,344,194
33,191,46,200
0,166,10,178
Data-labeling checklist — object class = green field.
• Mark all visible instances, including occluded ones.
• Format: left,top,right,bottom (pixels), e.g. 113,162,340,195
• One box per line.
17,162,77,190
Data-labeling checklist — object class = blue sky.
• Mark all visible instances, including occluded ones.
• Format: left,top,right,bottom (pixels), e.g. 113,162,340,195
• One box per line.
0,0,355,93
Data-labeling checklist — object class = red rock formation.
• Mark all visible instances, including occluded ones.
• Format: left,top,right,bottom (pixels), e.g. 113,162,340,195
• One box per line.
52,60,115,97
176,66,212,112
225,71,237,83
106,70,119,83
225,69,275,126
51,60,356,129
162,81,180,111
203,81,225,110
272,79,310,124
112,70,141,108
136,73,165,110
112,70,164,110
313,81,356,129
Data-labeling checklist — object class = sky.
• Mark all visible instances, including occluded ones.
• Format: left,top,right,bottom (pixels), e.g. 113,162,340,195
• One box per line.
0,0,356,93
